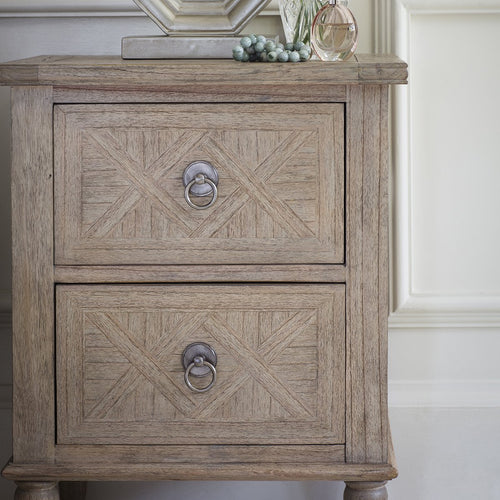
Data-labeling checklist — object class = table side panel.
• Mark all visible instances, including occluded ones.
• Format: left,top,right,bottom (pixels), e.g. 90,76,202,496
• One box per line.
11,86,55,462
345,85,389,463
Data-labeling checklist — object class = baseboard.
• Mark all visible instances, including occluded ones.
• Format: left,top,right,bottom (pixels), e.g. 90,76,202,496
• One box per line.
389,380,500,408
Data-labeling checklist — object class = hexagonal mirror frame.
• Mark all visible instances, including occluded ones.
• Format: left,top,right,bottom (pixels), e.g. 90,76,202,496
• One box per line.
134,0,273,36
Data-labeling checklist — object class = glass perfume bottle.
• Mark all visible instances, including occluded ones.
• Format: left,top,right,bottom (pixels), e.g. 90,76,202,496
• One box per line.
311,0,358,62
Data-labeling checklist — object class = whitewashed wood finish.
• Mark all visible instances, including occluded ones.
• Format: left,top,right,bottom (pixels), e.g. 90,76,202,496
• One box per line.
346,85,389,463
0,55,408,87
14,482,59,500
54,444,345,464
0,57,407,492
4,459,397,482
52,85,348,103
56,284,345,445
54,264,347,283
54,103,344,265
344,481,388,500
11,86,55,462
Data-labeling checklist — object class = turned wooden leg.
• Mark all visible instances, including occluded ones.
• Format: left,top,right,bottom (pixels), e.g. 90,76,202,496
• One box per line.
344,481,388,500
59,481,87,500
14,482,59,500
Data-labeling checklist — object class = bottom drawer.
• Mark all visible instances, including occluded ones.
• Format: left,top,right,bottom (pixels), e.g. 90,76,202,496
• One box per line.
56,284,345,445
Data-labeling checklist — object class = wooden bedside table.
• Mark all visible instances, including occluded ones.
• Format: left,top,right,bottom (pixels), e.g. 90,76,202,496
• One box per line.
0,55,407,500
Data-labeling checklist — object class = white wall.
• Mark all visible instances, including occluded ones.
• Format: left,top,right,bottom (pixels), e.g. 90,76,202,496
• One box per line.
388,0,500,404
0,1,499,498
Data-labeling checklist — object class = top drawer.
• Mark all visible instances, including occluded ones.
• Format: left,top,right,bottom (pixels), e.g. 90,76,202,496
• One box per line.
54,103,344,265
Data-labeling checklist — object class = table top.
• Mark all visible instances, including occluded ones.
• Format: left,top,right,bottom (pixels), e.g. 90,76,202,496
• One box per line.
0,54,408,87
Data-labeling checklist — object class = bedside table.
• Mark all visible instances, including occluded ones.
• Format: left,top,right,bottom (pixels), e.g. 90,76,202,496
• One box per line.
0,55,407,500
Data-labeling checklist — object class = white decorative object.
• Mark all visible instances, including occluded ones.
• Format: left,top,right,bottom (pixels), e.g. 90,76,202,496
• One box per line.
132,0,272,35
123,0,272,58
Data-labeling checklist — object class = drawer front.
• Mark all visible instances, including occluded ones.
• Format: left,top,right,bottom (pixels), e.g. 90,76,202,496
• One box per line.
54,103,344,265
56,284,345,445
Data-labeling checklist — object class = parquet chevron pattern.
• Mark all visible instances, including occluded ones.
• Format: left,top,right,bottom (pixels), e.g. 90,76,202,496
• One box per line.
54,103,344,265
56,285,345,445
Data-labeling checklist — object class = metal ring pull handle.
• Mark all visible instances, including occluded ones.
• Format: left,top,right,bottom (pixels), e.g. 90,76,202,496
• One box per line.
184,174,218,210
183,161,219,210
184,356,217,393
182,342,218,393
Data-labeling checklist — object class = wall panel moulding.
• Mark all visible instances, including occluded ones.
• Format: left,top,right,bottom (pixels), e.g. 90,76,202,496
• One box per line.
0,1,140,17
0,0,280,17
386,0,500,329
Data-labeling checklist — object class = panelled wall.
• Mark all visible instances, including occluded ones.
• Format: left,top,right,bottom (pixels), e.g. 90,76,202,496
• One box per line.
387,0,500,408
0,1,499,499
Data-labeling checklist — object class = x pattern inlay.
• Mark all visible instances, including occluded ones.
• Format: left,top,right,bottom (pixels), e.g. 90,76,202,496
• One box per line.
83,126,317,240
83,307,318,423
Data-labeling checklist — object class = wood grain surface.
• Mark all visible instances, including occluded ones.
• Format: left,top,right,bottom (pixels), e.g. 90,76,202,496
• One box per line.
54,264,347,283
2,55,405,489
54,444,345,465
56,284,345,445
0,55,408,88
54,103,344,266
4,461,397,482
52,85,349,104
345,85,389,463
11,86,55,463
344,481,388,500
14,482,59,500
